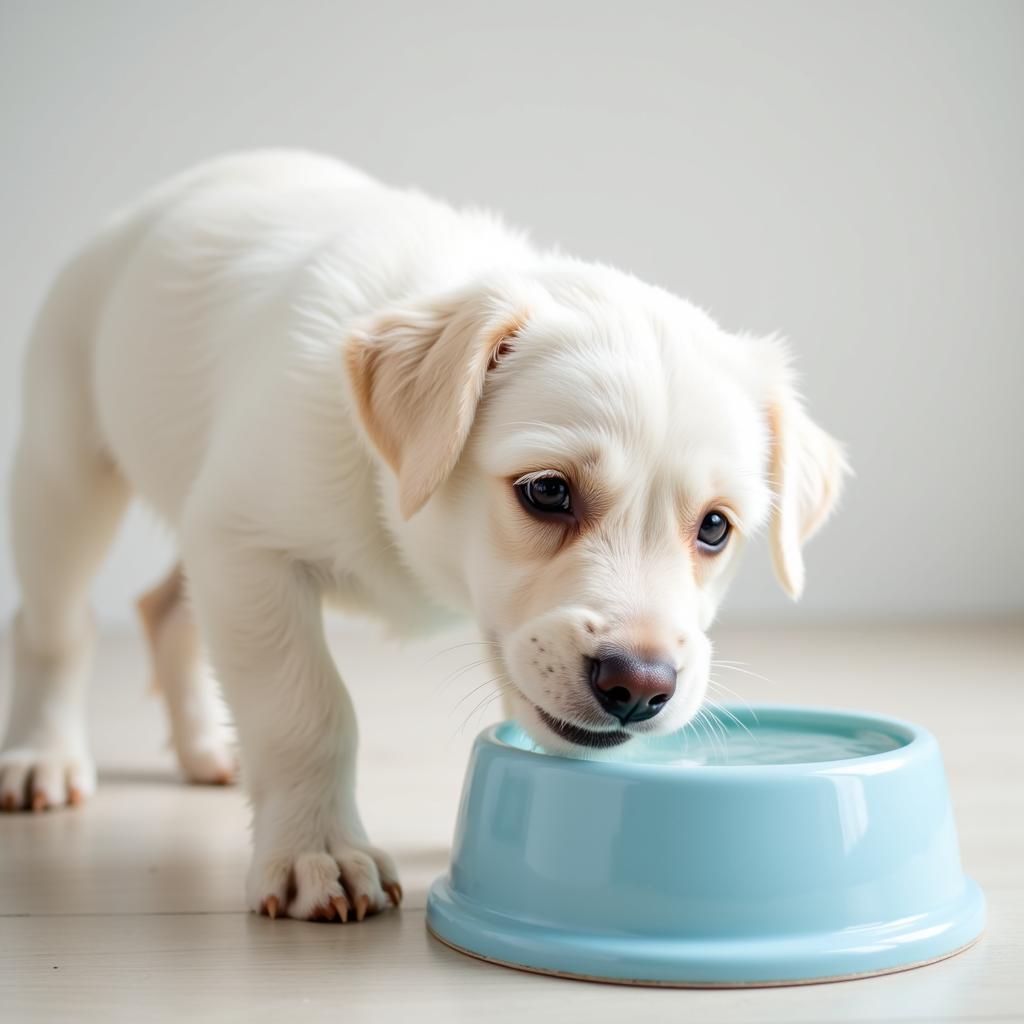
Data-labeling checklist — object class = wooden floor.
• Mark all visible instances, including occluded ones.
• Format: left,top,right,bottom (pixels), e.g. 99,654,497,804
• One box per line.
1,621,1021,1023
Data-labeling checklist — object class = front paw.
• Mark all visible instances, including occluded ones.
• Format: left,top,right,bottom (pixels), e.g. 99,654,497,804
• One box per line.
249,840,402,922
0,746,96,811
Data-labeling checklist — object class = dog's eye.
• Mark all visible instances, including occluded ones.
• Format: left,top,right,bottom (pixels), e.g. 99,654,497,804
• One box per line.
697,510,730,550
518,476,573,516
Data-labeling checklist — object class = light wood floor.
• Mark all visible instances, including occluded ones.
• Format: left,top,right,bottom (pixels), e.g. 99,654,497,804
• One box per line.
1,621,1021,1023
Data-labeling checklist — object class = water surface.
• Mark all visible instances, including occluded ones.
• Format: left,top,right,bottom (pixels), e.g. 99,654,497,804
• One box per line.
499,707,908,766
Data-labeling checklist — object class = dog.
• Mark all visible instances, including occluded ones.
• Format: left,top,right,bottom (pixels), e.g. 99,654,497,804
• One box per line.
1,150,847,921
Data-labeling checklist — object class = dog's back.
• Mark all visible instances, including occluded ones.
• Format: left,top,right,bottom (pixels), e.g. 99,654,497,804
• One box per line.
25,152,371,521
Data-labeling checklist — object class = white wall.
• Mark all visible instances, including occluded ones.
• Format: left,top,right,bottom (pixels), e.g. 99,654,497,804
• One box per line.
1,0,1022,626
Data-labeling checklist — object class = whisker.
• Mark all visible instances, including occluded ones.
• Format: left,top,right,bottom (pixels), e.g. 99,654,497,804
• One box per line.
701,711,724,759
693,709,722,759
458,678,514,735
470,683,515,729
449,676,503,741
705,696,756,742
710,662,774,685
707,678,750,701
704,705,730,748
426,639,502,665
435,656,501,693
450,673,506,713
706,679,760,722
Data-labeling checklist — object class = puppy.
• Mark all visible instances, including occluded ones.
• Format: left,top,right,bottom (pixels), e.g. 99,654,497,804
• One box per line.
1,151,846,921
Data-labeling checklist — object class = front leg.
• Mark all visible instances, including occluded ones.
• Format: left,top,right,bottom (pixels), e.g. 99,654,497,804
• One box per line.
183,536,401,921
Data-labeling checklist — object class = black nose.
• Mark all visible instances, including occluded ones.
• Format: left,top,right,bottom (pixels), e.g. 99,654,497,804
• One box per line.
587,653,677,724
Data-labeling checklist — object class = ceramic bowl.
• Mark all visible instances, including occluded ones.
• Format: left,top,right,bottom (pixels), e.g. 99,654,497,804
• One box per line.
426,705,985,986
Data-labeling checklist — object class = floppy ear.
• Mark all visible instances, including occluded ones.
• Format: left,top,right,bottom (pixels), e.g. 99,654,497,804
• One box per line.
762,348,850,600
344,282,532,519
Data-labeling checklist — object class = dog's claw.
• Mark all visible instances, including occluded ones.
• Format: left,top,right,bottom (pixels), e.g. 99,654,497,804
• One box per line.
31,792,47,812
2,793,18,812
67,786,85,807
355,894,369,922
313,901,336,922
249,842,398,922
331,896,350,923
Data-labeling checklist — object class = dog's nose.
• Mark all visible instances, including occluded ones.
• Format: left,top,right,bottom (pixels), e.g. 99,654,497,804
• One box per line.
588,653,677,724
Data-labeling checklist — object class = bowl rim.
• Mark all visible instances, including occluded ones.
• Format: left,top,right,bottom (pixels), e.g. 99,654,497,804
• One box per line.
486,704,931,779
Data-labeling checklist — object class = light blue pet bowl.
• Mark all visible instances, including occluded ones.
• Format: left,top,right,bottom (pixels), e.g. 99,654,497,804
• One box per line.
426,706,985,986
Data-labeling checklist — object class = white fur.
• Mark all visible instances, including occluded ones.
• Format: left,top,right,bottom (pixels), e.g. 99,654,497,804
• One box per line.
1,150,846,918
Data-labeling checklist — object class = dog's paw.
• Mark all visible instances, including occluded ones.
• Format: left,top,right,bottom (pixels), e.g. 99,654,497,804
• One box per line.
249,842,402,922
0,747,97,811
176,740,237,786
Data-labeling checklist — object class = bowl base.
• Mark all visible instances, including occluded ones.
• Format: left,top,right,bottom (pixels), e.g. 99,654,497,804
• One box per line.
427,924,983,989
426,874,985,988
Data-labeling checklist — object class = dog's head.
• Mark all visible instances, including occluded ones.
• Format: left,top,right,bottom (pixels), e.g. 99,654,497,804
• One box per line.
345,265,847,754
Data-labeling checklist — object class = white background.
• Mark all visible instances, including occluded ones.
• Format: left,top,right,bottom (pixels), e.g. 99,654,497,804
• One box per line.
1,0,1021,626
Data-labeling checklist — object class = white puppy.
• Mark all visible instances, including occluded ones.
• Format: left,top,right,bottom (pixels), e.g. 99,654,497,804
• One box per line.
1,151,846,921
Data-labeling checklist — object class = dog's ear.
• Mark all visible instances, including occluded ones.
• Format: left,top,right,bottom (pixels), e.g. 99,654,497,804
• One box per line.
344,282,533,519
759,341,849,599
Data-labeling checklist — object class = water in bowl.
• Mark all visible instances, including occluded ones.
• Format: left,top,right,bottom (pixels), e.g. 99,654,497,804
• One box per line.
631,715,905,766
501,706,908,766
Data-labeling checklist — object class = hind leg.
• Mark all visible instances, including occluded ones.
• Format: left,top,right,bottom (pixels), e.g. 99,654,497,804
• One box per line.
136,564,235,785
1,447,130,811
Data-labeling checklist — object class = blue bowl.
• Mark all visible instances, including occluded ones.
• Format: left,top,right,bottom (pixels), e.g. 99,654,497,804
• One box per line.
427,706,984,986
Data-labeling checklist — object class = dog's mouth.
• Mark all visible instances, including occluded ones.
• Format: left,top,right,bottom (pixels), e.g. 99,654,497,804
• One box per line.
534,706,632,749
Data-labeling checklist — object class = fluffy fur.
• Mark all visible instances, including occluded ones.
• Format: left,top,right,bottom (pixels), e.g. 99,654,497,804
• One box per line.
1,151,847,920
